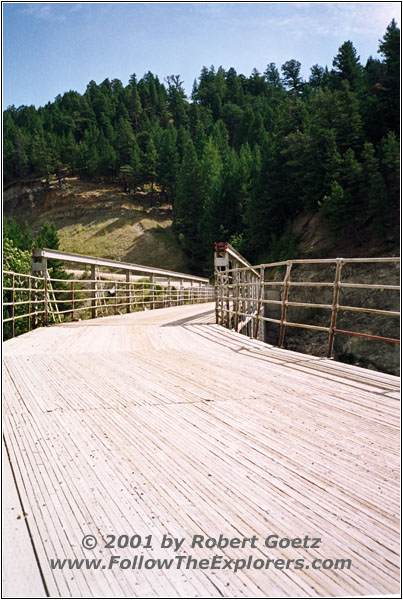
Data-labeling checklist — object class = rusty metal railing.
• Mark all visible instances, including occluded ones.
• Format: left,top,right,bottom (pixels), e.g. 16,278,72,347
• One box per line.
214,249,400,358
3,249,215,339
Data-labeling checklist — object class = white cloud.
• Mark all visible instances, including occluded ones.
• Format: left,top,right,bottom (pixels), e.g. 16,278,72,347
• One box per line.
227,2,399,38
19,3,66,22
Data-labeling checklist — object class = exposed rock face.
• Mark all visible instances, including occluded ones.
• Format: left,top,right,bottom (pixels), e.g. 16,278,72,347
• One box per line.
3,181,49,222
264,261,400,376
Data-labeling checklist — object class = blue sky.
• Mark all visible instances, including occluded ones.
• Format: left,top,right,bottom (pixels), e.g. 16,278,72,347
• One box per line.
3,2,400,109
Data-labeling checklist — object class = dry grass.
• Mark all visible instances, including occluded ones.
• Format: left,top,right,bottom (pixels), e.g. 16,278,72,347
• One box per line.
15,177,188,272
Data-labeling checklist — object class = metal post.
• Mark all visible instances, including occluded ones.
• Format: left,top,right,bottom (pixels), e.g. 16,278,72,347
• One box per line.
114,280,118,315
150,275,155,310
327,259,343,358
126,271,131,313
28,275,31,331
214,272,219,323
278,261,292,348
42,257,48,326
71,281,75,320
225,268,230,324
11,273,15,338
241,270,245,329
91,264,97,318
33,276,38,329
234,271,240,331
254,266,265,339
247,271,252,337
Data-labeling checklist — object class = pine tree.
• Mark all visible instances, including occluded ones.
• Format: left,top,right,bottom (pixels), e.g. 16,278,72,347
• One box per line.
142,137,158,202
173,137,205,270
265,63,282,87
157,126,179,204
115,117,135,165
378,19,400,133
309,65,325,89
281,60,303,94
334,82,363,153
130,137,144,192
361,142,388,231
379,131,400,209
319,181,348,232
331,41,362,91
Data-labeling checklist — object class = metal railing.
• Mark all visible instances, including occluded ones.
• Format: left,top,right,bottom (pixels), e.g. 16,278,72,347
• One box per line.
214,247,400,359
3,249,215,339
3,271,46,338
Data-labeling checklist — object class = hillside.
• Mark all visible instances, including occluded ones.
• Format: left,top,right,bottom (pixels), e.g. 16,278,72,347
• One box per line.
3,20,400,275
4,173,399,272
3,177,189,272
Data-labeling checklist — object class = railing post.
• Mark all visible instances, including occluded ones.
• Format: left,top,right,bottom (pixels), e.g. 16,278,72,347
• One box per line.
90,265,97,318
71,281,75,320
225,270,230,324
278,261,292,348
247,270,252,337
10,272,15,338
214,273,219,323
254,266,265,340
327,259,343,358
150,275,155,310
126,271,131,313
241,270,246,329
234,271,240,331
28,275,31,332
32,276,38,330
42,257,48,326
220,273,225,327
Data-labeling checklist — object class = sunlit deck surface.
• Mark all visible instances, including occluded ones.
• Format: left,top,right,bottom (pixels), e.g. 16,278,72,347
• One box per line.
2,303,400,598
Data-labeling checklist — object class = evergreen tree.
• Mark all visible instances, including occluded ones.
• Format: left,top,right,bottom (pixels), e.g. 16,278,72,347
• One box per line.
157,126,179,204
378,19,400,133
379,131,400,209
265,63,282,87
334,82,363,153
331,41,362,91
309,65,325,89
281,60,303,94
173,137,205,269
2,30,400,268
361,141,388,231
142,137,158,201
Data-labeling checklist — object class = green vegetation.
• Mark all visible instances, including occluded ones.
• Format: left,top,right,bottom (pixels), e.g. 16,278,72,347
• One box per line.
3,219,70,339
3,238,33,339
3,20,400,273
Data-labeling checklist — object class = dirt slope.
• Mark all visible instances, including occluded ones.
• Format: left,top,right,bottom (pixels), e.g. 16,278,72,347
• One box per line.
3,178,188,272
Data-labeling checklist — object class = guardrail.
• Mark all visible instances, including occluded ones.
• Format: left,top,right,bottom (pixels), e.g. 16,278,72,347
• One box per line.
214,248,400,359
3,249,214,339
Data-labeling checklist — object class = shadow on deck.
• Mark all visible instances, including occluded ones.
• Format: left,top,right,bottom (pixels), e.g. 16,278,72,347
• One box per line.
2,303,400,598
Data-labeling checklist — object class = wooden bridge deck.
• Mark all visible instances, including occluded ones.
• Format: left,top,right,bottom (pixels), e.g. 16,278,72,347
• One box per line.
2,303,400,598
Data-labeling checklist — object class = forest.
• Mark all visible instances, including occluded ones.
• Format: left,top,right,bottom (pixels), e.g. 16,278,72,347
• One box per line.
3,20,400,273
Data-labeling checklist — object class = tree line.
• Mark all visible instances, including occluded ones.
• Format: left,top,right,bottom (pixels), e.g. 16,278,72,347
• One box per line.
3,20,400,272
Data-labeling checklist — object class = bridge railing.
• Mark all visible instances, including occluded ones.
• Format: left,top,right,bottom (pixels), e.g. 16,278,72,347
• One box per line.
214,246,400,359
3,249,214,339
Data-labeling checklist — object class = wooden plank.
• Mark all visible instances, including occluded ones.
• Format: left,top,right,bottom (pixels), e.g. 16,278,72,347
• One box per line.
2,438,47,598
2,302,400,598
